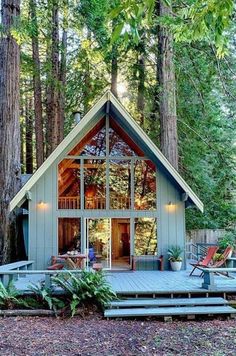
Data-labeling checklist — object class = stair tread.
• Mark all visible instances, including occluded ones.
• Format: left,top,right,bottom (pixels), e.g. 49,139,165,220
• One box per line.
109,297,228,308
105,305,236,318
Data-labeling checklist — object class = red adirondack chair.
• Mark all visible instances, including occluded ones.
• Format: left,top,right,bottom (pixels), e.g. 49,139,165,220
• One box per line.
189,246,218,276
205,246,233,277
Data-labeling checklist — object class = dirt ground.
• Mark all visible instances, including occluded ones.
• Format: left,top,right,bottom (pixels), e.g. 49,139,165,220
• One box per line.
0,316,235,355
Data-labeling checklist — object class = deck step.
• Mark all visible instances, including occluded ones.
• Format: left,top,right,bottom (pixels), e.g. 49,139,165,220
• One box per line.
109,297,228,308
104,305,236,318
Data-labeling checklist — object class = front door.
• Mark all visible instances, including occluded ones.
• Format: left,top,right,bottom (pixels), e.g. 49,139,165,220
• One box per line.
86,218,111,269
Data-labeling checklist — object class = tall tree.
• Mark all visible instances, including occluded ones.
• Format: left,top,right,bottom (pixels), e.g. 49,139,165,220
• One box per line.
46,0,61,155
29,0,44,168
136,40,145,127
156,0,178,170
0,0,21,264
25,94,33,174
59,0,68,137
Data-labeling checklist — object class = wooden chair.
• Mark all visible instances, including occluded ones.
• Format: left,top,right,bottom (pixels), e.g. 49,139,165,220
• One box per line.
47,256,64,270
64,258,77,270
205,246,233,277
189,246,218,276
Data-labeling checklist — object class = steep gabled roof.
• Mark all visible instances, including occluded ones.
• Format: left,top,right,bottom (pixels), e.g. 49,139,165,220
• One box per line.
10,91,203,212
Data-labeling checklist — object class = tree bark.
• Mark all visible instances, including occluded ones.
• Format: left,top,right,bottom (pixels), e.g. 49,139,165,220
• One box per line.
156,0,178,170
25,96,33,174
29,0,44,168
0,0,21,264
111,47,118,97
136,40,145,127
58,1,68,140
46,0,61,155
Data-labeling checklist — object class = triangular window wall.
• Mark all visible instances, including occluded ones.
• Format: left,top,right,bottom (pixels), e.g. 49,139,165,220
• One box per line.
68,118,106,156
109,118,144,157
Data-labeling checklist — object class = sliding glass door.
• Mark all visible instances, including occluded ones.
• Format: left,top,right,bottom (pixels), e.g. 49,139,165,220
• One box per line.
86,218,111,269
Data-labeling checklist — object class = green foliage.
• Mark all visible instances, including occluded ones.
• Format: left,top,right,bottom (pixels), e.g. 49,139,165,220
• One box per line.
218,231,236,251
168,246,183,262
29,282,65,311
52,271,116,316
109,0,234,57
0,281,25,310
174,0,234,57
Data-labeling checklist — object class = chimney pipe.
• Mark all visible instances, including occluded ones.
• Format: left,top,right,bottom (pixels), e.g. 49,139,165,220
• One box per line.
73,111,81,125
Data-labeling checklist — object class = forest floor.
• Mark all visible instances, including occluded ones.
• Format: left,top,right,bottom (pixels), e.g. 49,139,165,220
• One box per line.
0,315,235,355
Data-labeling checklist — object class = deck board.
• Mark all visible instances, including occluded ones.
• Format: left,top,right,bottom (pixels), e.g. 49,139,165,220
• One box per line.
105,270,236,294
109,297,228,308
105,305,236,318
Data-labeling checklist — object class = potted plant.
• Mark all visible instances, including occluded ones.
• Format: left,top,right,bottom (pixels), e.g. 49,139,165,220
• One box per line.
218,232,236,258
168,246,183,271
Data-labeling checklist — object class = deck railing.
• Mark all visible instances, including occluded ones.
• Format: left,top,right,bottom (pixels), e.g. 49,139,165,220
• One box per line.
186,241,217,260
58,195,131,209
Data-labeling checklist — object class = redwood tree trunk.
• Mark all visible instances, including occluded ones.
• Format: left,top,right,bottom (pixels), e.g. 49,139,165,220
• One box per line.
25,96,33,174
0,0,21,264
111,21,118,97
46,0,61,155
30,0,44,168
111,47,118,97
136,40,145,127
156,0,178,170
59,27,67,141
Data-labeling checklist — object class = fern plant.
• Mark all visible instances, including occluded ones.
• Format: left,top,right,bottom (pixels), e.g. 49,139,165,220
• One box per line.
29,282,65,311
0,281,25,309
52,270,116,316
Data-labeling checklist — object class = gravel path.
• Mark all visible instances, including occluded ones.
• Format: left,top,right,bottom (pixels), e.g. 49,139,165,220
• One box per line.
0,316,235,355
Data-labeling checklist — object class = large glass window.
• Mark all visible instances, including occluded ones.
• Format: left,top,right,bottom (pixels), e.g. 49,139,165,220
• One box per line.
58,159,80,209
58,118,157,211
109,159,131,209
134,160,156,210
134,218,157,255
84,159,106,209
58,218,81,254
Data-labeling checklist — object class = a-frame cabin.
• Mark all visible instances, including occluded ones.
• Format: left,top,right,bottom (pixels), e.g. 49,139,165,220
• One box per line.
10,91,203,270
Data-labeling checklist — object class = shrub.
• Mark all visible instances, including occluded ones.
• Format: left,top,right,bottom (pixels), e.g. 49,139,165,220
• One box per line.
218,232,236,252
52,270,116,316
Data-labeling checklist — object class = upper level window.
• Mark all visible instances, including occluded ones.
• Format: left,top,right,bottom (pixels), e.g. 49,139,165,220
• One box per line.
68,118,106,156
84,159,106,209
109,119,144,157
58,159,80,209
58,117,156,210
109,159,131,209
134,160,156,210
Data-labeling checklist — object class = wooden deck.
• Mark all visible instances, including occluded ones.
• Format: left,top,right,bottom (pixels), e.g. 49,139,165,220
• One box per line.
11,266,236,295
105,270,236,295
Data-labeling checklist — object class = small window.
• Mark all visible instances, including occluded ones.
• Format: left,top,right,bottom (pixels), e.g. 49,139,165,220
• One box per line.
84,159,106,209
134,160,156,210
58,159,80,209
109,159,131,209
134,218,157,255
58,218,81,254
